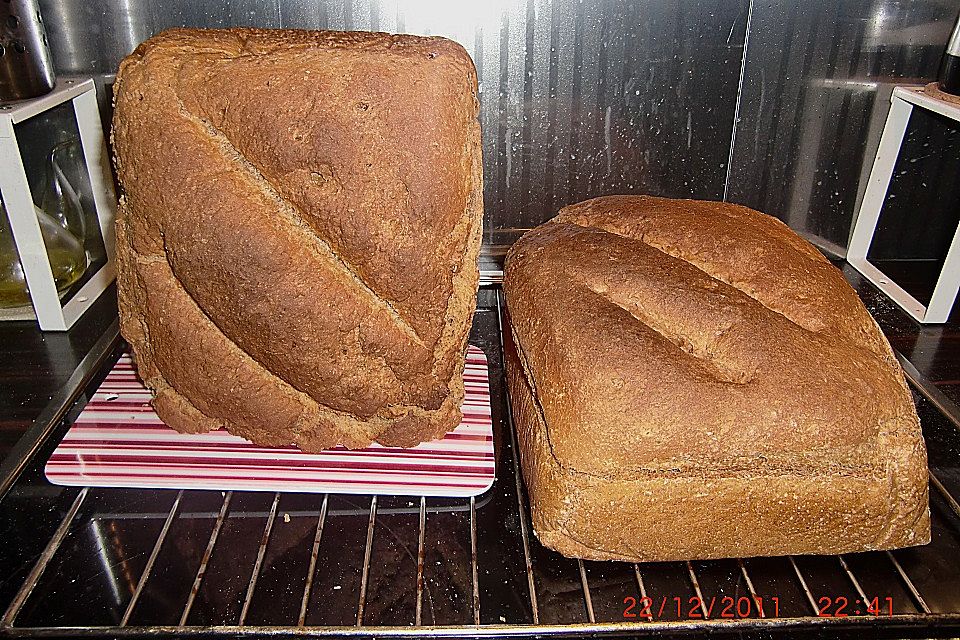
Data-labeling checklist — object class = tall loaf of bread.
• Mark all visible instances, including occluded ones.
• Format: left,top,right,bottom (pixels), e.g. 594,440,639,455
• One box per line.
504,195,930,562
112,29,483,450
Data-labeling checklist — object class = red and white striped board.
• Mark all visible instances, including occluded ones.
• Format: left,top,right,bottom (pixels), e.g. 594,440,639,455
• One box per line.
45,346,495,497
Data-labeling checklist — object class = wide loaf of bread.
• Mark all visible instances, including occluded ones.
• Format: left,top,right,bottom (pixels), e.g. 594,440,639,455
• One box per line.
112,29,483,450
503,195,930,562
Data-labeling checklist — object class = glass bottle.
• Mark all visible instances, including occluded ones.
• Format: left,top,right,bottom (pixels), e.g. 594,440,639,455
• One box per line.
0,140,89,309
39,139,88,253
0,202,30,308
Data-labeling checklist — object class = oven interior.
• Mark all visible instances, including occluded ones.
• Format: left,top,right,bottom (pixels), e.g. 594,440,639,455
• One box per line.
3,0,960,637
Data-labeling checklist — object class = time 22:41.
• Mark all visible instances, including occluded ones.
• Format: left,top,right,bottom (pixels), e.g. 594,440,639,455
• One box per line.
817,596,894,617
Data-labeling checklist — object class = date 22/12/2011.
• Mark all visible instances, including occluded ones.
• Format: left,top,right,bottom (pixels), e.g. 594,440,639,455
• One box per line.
622,595,895,619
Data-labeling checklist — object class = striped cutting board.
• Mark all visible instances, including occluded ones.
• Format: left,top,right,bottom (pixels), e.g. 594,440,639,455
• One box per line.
45,346,495,497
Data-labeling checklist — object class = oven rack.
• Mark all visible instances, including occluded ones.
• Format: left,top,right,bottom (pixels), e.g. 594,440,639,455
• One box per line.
0,289,959,638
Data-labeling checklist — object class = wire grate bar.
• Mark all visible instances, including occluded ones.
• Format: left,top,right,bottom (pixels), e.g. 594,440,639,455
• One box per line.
121,490,183,626
836,555,869,609
929,471,960,523
415,496,426,627
2,487,88,627
496,291,540,625
356,496,377,627
178,491,233,627
507,421,539,625
298,494,329,627
470,496,480,625
179,491,232,627
685,561,708,619
238,492,280,625
577,560,595,623
633,564,652,621
886,551,931,614
737,559,764,619
788,556,820,615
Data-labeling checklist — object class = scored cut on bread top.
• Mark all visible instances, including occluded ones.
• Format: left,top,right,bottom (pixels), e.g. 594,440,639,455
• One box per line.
112,28,483,449
504,195,920,478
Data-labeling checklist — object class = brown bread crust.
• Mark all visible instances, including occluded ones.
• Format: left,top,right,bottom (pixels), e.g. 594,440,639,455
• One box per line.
503,195,930,561
113,28,482,450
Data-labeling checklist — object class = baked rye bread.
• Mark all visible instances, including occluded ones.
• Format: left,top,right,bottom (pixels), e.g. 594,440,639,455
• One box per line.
112,29,483,450
503,195,930,561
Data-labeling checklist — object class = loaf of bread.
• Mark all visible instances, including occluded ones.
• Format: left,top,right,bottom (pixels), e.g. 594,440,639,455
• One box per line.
503,195,930,562
112,29,482,450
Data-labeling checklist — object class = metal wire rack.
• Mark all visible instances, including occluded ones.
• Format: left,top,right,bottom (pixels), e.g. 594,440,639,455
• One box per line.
1,289,960,638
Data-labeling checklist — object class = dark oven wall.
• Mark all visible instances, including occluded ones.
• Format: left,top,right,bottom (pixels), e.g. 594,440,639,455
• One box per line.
39,0,958,257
